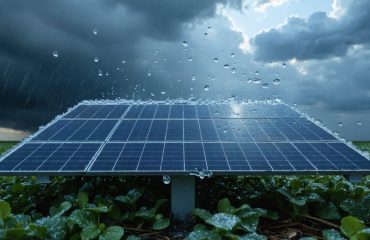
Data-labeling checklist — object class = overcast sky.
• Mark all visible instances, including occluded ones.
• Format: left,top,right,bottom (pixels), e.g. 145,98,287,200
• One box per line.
0,0,369,140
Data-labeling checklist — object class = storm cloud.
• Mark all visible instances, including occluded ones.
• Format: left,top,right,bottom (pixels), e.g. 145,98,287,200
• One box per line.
251,0,370,61
0,0,243,131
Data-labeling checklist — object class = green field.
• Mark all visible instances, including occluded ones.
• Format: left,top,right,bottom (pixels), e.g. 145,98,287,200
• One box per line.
0,141,17,155
0,141,369,239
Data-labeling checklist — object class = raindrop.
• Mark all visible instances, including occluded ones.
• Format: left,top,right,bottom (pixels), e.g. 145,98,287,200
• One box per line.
105,72,109,76
188,57,193,62
147,70,152,77
52,51,59,58
223,129,227,133
204,85,210,91
182,41,188,47
204,32,208,36
98,70,103,76
273,78,281,85
254,70,259,75
230,53,235,58
161,91,166,95
93,28,98,35
282,62,287,68
192,75,196,81
274,97,282,103
338,122,343,127
252,78,261,84
231,68,236,74
262,83,269,89
223,64,230,69
333,131,340,136
153,59,158,63
213,58,219,63
150,92,155,97
162,175,171,184
356,121,362,126
122,60,126,64
93,57,99,63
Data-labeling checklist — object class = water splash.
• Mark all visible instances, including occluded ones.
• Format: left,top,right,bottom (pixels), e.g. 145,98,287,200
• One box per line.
189,168,213,179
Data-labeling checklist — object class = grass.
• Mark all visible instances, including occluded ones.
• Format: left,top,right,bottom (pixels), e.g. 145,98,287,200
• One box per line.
352,141,370,152
0,141,18,155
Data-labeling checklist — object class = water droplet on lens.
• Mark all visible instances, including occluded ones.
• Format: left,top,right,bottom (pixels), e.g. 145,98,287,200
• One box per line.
338,122,343,127
262,83,269,88
52,51,59,58
192,75,196,81
122,60,126,64
356,121,362,126
282,62,287,68
93,28,98,35
204,85,210,91
188,57,192,62
213,58,219,63
230,53,235,57
254,70,259,75
161,91,166,95
182,41,188,47
231,68,236,74
93,57,99,63
224,64,230,69
98,69,103,76
273,78,281,85
333,131,339,136
162,175,171,184
147,70,151,77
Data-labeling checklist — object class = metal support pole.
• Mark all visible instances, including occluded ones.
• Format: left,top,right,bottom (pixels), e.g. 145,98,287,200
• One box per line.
171,176,195,221
36,175,50,184
347,175,363,183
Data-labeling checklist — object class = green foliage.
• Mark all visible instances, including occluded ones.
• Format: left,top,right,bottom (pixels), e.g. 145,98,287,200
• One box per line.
188,198,274,239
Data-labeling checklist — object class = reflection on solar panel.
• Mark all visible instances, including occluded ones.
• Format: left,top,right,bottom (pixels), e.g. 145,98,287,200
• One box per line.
0,102,369,175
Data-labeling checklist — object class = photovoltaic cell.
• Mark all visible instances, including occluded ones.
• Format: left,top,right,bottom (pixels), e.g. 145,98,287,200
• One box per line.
0,102,369,175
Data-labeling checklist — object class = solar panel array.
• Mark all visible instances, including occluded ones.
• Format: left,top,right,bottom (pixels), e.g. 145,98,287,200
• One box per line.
0,103,369,175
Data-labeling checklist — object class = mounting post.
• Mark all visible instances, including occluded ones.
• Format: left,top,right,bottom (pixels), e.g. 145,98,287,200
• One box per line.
36,175,50,184
171,176,195,221
347,174,363,183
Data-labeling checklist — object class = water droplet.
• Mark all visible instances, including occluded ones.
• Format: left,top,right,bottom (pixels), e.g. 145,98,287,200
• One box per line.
162,175,171,184
333,131,339,136
204,85,210,91
252,78,261,84
188,57,192,62
274,97,282,103
282,62,287,68
254,70,259,75
150,92,155,97
161,91,166,95
223,64,230,69
356,121,362,126
93,28,98,35
262,83,269,88
93,57,99,63
52,51,59,58
122,60,126,64
153,59,158,63
223,129,227,133
213,57,219,63
147,70,152,77
230,53,235,58
192,75,196,81
338,122,343,127
204,32,208,36
98,70,103,76
182,41,188,47
231,68,236,74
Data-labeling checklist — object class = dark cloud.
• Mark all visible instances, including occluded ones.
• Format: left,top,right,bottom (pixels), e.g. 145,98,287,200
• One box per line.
0,0,242,131
251,0,370,61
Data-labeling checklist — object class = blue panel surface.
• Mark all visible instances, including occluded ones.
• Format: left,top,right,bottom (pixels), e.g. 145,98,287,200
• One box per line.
1,102,369,175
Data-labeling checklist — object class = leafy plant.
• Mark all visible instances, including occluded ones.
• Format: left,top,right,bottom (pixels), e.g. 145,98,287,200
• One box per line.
186,198,278,239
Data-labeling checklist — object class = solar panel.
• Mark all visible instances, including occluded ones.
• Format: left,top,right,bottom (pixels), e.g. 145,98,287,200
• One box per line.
0,102,369,175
